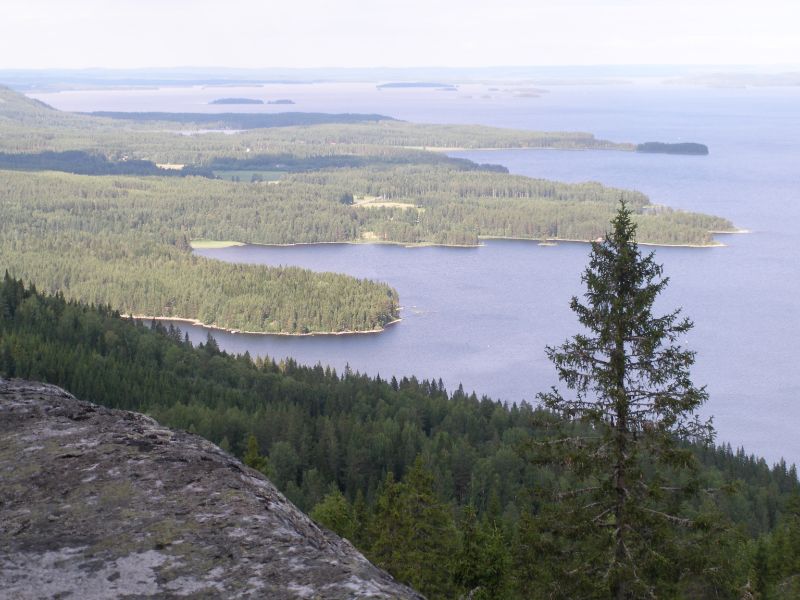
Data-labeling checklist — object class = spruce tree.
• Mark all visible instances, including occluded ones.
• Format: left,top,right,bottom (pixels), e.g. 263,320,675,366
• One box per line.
533,202,715,598
369,459,459,599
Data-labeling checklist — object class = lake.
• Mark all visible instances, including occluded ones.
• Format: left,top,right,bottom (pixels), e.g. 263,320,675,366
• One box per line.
32,81,800,464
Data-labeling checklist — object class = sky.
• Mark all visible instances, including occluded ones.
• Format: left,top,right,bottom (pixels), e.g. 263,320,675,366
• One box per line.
2,0,799,69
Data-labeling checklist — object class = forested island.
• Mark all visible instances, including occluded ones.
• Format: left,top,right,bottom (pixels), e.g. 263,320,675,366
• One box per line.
209,97,264,104
267,98,295,104
637,141,710,155
1,275,798,598
0,84,737,333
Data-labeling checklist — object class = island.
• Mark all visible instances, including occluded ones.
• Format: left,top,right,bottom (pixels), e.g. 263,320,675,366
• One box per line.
377,82,458,91
636,142,709,155
267,98,295,105
209,97,264,105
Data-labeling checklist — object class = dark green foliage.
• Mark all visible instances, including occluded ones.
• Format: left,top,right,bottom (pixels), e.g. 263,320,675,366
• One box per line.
455,507,511,599
368,460,459,599
243,433,270,475
1,276,797,598
310,489,358,541
759,496,800,597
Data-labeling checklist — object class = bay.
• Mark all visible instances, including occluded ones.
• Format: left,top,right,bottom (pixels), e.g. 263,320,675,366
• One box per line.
32,82,800,464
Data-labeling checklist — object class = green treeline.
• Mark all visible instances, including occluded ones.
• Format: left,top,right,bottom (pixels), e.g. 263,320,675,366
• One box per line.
206,152,509,173
1,277,798,598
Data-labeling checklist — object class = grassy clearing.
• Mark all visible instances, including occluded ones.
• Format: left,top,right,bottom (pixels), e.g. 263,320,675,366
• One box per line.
354,195,421,211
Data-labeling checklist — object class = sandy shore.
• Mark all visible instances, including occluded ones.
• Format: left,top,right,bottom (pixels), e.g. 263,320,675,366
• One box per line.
194,233,735,251
126,314,402,337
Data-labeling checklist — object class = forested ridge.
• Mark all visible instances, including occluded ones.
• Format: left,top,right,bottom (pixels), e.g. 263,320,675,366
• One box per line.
1,276,798,598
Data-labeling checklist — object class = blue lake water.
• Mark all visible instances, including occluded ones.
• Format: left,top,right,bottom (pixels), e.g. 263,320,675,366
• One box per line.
32,82,800,464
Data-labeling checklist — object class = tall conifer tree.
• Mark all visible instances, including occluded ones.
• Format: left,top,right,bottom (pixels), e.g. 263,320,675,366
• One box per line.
534,202,714,598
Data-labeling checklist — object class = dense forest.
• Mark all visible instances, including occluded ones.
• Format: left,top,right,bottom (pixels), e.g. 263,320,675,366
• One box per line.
1,276,798,598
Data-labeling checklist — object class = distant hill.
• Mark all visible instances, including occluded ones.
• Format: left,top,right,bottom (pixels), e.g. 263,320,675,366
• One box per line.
0,85,70,124
0,84,120,129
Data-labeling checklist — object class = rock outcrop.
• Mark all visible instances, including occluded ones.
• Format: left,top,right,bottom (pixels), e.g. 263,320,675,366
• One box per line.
0,378,424,599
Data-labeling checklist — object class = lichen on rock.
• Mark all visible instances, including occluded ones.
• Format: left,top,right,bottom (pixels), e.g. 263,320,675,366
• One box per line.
0,378,424,599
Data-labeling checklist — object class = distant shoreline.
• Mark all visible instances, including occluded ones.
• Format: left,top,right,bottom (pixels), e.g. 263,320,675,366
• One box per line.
126,314,402,337
407,145,636,153
193,231,741,252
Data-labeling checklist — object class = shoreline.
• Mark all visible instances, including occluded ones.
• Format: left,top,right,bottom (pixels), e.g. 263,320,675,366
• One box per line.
194,238,486,250
126,314,403,337
195,231,740,252
405,145,636,153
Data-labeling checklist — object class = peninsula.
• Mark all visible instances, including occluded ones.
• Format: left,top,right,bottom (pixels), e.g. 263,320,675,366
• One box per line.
637,141,709,155
0,84,735,334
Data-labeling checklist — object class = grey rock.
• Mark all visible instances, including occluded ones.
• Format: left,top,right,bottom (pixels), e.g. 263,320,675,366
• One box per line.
0,379,425,599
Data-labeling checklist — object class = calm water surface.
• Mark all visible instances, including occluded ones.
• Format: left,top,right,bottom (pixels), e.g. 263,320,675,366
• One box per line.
34,83,800,463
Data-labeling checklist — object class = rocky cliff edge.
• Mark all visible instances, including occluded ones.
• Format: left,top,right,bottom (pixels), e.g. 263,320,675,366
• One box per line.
0,378,424,599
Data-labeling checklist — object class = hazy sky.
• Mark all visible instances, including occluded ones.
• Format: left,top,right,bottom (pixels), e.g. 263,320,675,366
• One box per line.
2,0,799,69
